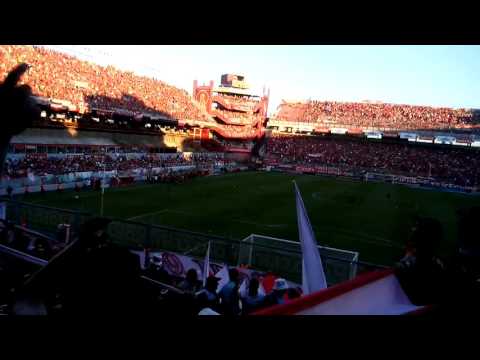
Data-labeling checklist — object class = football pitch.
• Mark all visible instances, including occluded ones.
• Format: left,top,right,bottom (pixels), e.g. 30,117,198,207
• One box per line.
23,171,480,265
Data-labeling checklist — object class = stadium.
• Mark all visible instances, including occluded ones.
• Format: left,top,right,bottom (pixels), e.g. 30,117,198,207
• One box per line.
1,45,479,315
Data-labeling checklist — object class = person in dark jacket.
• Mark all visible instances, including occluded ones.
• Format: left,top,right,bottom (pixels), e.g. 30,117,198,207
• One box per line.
240,277,265,314
178,268,200,295
195,275,220,314
218,268,241,316
264,278,289,307
437,207,480,314
394,217,447,306
15,217,153,315
59,218,148,315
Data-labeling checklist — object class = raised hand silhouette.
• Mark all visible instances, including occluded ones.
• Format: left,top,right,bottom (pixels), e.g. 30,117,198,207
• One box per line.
0,63,40,175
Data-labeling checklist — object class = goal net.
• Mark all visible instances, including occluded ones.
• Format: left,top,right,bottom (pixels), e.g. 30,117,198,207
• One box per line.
238,234,359,286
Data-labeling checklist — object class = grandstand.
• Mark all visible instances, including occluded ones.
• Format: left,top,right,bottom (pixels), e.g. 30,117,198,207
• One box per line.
264,132,480,188
268,99,480,133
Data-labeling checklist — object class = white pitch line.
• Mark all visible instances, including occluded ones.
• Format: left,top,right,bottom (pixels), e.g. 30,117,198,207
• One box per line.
232,219,287,228
129,209,287,229
127,209,171,221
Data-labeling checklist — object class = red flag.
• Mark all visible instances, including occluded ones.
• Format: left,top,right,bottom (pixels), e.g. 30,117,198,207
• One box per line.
261,274,277,294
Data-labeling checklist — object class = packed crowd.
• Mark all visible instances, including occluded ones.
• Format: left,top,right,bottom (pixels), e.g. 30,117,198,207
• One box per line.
212,135,254,150
266,134,480,187
275,100,480,131
213,108,255,125
214,94,259,112
0,46,271,141
3,153,225,178
145,265,301,316
217,124,260,139
145,169,210,185
0,46,210,122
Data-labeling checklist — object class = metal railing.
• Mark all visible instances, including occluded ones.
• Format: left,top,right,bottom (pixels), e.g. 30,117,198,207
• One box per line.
1,198,388,285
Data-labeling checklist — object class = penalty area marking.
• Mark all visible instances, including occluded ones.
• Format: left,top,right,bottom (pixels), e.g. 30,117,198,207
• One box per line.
128,209,287,229
128,209,199,221
233,219,287,228
127,209,171,221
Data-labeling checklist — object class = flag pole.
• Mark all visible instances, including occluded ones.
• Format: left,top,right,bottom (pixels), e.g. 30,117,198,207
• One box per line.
203,241,211,286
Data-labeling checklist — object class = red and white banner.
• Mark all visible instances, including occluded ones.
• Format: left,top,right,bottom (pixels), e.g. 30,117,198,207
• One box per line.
134,250,300,291
253,269,430,315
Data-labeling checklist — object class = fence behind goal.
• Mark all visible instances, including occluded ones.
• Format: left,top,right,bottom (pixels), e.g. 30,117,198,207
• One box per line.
238,234,359,285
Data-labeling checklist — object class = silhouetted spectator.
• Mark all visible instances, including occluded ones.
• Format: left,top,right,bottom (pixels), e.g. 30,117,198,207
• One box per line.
437,207,480,314
395,217,447,306
287,287,302,301
145,257,171,285
264,278,289,307
11,228,31,252
0,63,39,176
178,268,200,295
15,217,154,315
240,277,265,314
218,268,241,316
31,237,53,260
196,275,221,314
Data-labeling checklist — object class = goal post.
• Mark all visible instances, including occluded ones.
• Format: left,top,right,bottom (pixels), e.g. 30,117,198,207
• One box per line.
239,234,360,286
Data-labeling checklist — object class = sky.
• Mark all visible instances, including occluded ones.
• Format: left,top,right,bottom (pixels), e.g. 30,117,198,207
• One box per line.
45,45,480,116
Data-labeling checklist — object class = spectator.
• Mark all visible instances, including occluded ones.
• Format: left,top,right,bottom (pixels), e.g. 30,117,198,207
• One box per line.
11,227,32,252
31,237,53,260
395,217,447,306
16,217,153,315
240,277,265,315
218,267,241,316
145,257,172,285
287,287,302,301
439,207,480,314
178,268,200,295
264,278,289,307
456,207,480,270
195,275,221,313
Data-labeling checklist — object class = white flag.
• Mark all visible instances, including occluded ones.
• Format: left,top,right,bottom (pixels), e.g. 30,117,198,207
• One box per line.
203,241,211,286
239,279,247,297
258,282,266,296
215,265,230,294
294,181,327,294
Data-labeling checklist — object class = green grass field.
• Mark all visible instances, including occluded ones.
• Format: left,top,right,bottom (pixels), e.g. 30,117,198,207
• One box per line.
23,171,480,266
